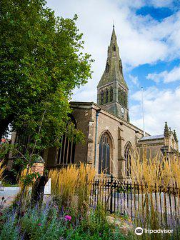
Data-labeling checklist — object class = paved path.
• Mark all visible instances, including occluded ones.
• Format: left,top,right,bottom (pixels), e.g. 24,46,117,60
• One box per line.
0,187,20,208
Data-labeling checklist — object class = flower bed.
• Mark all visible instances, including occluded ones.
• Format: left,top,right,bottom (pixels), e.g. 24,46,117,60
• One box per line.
0,200,130,240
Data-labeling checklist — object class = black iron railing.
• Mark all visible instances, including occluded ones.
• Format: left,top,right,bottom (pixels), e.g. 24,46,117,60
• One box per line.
89,176,180,229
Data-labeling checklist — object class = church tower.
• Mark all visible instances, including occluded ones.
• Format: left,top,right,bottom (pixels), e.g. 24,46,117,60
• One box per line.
97,26,129,121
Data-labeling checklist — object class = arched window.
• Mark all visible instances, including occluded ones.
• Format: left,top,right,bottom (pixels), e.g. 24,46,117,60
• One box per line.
57,115,76,166
123,92,126,107
124,93,127,108
110,87,113,102
101,90,104,104
99,133,112,174
118,88,121,103
106,89,108,103
124,142,132,177
113,45,116,51
119,90,127,108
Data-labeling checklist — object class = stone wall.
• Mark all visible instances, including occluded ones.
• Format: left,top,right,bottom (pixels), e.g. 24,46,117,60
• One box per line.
71,102,145,179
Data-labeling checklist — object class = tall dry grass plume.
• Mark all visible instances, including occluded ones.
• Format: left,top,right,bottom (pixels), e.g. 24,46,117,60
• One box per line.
49,163,96,210
0,160,6,181
131,147,180,189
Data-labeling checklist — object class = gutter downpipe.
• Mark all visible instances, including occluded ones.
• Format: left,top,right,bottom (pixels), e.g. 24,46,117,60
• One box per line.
94,108,101,170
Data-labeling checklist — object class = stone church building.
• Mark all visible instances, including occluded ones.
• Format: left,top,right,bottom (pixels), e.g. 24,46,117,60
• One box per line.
10,27,179,180
44,27,179,180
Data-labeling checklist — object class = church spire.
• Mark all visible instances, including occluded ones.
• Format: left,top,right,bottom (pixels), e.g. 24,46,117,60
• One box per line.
97,26,128,89
111,24,116,43
97,26,129,121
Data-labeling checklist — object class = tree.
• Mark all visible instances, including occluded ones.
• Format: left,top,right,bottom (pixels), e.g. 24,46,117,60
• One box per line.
0,0,92,145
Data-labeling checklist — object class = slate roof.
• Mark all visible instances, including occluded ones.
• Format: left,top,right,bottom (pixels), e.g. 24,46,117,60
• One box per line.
139,134,164,141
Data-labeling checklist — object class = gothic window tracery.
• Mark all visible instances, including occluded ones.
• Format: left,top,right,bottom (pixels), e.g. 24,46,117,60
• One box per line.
99,132,112,174
110,87,113,102
106,89,108,103
57,115,76,166
125,94,127,108
118,89,127,108
101,90,104,104
124,142,132,177
118,89,121,103
122,92,126,106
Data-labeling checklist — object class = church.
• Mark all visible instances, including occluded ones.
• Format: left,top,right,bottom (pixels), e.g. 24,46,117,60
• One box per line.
43,26,179,180
10,27,179,180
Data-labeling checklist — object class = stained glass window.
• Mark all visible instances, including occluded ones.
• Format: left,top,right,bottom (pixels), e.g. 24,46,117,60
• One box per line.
124,142,132,176
99,133,111,174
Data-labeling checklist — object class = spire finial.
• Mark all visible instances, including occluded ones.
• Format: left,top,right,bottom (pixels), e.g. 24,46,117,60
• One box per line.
164,122,169,137
111,22,116,41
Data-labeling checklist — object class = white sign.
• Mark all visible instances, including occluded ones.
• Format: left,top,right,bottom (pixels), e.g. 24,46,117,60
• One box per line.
44,178,51,195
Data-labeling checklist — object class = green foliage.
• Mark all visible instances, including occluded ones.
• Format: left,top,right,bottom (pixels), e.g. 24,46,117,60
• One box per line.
0,218,19,240
0,0,93,146
0,0,92,188
0,142,13,159
0,202,128,240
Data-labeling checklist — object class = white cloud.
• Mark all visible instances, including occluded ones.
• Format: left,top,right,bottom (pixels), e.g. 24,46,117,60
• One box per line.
130,87,180,139
150,0,173,8
116,0,174,9
46,0,180,104
46,0,180,140
147,65,180,83
46,0,180,70
129,75,140,87
147,72,166,83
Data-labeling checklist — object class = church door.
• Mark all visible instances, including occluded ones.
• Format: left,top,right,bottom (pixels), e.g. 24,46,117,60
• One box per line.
98,133,111,174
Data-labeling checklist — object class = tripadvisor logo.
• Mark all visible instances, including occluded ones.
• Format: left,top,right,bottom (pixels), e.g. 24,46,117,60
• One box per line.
135,227,143,235
135,227,173,235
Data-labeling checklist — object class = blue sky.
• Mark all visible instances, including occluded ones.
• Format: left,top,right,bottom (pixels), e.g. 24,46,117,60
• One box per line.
47,0,180,139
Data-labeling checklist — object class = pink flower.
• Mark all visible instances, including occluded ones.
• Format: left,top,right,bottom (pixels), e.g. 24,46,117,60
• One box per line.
38,223,42,226
64,215,71,221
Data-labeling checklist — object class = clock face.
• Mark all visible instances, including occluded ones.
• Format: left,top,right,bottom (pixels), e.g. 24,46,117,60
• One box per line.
121,107,125,114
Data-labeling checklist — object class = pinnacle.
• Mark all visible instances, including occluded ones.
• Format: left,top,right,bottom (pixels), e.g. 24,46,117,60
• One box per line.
173,130,178,142
164,122,169,137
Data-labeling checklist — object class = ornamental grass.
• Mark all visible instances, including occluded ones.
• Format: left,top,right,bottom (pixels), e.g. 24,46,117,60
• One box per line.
49,163,96,210
0,160,6,181
131,148,180,190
